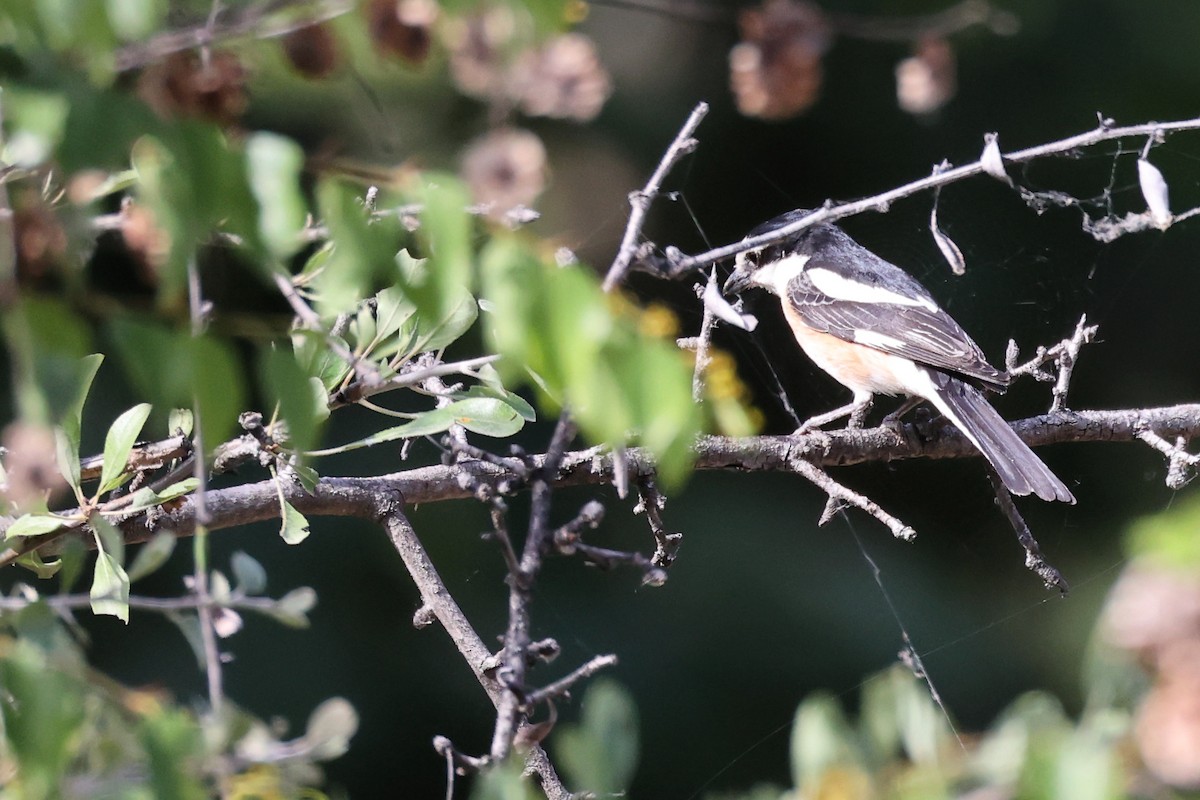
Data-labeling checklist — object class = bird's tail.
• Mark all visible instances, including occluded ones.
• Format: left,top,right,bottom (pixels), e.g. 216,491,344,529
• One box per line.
922,370,1075,503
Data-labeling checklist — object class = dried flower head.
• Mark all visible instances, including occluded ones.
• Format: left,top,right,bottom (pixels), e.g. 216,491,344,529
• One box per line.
13,191,68,284
510,33,611,122
368,0,439,65
895,37,956,116
730,0,831,120
443,5,518,99
461,128,547,221
2,422,66,511
281,22,341,79
120,199,171,282
137,50,248,126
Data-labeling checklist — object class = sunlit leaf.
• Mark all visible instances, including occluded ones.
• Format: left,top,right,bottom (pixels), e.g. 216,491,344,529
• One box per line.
280,500,310,545
260,345,325,455
5,513,73,540
15,550,62,579
311,397,524,455
246,133,307,260
99,403,152,495
90,544,130,623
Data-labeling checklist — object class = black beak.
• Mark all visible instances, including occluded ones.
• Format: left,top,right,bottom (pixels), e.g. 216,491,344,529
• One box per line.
723,268,754,295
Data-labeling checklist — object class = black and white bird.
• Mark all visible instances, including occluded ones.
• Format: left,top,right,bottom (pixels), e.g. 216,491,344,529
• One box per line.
723,211,1074,504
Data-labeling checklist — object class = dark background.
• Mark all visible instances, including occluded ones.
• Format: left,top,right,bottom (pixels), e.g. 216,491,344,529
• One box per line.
55,0,1200,796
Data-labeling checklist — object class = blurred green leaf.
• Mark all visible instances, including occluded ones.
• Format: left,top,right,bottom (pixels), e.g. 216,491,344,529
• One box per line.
139,705,207,800
1,299,95,426
3,86,70,168
414,176,473,320
313,179,404,316
98,403,151,495
231,551,268,595
132,125,266,305
280,500,311,545
470,759,543,800
1125,491,1200,568
263,586,317,628
0,639,87,800
453,384,537,422
5,512,73,539
104,0,167,41
125,530,177,583
246,133,307,260
109,318,245,444
260,345,326,455
790,692,863,793
480,236,701,485
554,679,640,794
304,697,359,760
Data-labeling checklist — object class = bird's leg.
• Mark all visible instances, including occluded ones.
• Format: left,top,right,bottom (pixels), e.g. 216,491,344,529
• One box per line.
881,396,924,429
795,392,873,434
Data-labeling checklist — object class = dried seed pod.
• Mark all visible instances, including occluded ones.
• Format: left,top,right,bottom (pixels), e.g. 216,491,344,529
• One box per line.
368,0,439,65
729,0,831,120
281,22,341,79
461,128,547,221
510,33,611,121
896,37,956,116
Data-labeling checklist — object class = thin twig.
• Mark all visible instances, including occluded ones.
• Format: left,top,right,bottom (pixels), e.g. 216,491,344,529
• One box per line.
985,467,1068,592
1135,423,1198,490
114,0,356,71
602,102,709,292
524,654,620,708
329,354,502,409
0,91,16,301
788,457,917,541
831,0,1018,42
490,411,577,760
1006,315,1099,412
668,115,1200,274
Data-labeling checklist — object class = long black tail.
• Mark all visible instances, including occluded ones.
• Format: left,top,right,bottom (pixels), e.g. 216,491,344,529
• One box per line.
922,370,1075,503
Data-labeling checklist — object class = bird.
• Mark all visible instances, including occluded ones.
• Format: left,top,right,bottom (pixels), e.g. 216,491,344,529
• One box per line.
723,210,1075,504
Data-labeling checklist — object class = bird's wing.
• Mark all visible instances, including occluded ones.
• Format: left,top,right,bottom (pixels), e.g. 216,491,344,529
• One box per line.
786,248,1008,388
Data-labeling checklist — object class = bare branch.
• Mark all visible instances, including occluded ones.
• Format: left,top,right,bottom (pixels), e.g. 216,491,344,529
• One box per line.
789,456,916,541
602,102,709,292
1135,424,1198,490
986,467,1068,592
524,654,620,708
666,114,1200,275
1006,315,1099,412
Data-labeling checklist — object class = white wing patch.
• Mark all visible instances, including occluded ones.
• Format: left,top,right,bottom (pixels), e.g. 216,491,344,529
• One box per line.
853,329,907,350
748,254,810,295
806,266,938,311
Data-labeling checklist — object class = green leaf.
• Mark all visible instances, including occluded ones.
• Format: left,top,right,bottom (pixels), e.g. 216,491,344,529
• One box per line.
313,179,404,316
54,353,104,494
469,760,542,800
554,679,640,794
5,513,74,539
415,176,473,321
480,237,701,486
310,397,524,455
90,543,130,623
263,586,317,628
124,478,199,513
98,403,152,495
453,384,537,422
260,345,326,455
304,697,359,760
168,407,194,437
246,133,307,260
280,500,311,545
293,463,321,494
105,0,167,41
125,531,177,583
15,550,62,579
790,692,863,793
231,551,267,595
